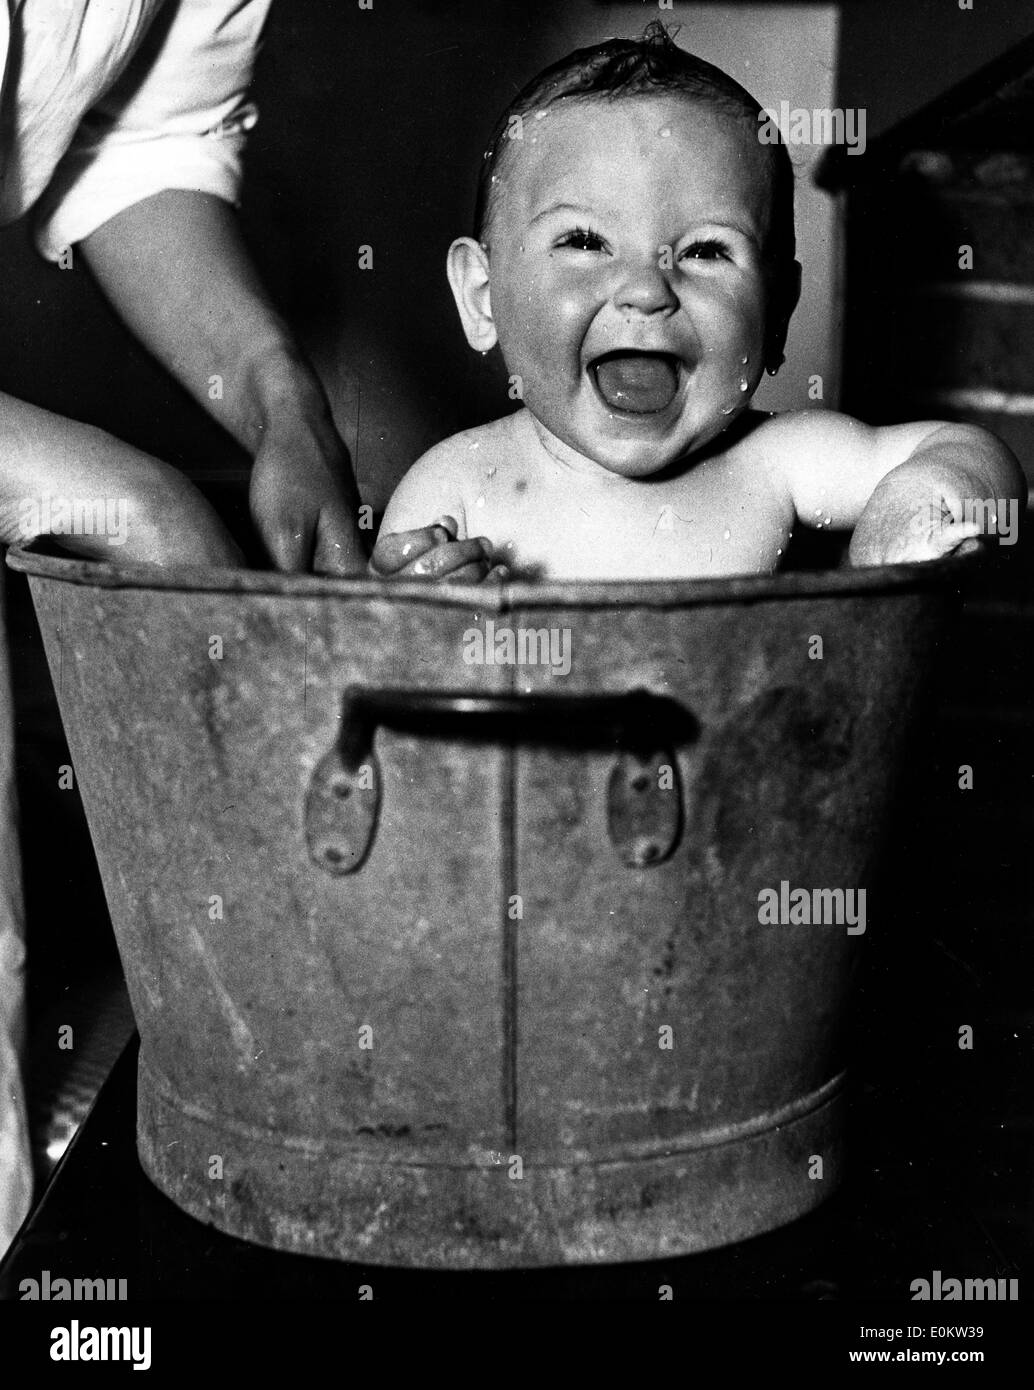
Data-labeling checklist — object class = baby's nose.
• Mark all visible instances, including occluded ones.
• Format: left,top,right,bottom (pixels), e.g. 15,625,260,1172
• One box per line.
613,257,679,315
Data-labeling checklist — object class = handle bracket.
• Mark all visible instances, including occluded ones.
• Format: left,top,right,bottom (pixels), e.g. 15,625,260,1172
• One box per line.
305,686,694,874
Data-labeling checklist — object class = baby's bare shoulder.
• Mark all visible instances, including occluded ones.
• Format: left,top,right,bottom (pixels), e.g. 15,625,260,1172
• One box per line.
738,408,877,457
730,408,891,491
382,414,523,534
413,414,523,480
735,408,947,485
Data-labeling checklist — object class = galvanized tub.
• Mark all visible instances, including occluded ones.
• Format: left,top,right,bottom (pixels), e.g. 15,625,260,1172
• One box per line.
8,548,961,1267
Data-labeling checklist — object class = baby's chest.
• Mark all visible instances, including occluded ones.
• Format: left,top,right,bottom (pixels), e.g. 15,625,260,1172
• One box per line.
467,472,780,580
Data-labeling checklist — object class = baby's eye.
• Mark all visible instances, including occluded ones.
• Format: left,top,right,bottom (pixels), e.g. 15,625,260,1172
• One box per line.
680,239,732,262
556,227,606,253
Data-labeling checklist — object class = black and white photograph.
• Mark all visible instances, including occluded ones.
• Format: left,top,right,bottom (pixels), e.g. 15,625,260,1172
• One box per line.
0,0,1030,1364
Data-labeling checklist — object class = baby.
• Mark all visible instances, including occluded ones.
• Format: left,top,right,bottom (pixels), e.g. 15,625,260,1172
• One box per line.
372,25,1024,582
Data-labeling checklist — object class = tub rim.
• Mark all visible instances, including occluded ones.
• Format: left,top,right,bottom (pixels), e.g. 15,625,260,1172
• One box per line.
5,544,973,610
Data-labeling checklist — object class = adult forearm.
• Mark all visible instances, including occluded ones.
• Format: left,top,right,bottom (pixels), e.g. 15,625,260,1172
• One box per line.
0,390,241,565
81,190,328,453
81,190,364,572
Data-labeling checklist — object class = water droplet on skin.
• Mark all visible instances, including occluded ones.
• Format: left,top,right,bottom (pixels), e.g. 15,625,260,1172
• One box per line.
777,548,783,556
402,543,412,557
469,440,480,450
824,515,832,526
739,355,749,365
723,529,731,540
534,109,549,121
475,495,486,508
506,541,516,550
739,379,749,392
721,405,735,415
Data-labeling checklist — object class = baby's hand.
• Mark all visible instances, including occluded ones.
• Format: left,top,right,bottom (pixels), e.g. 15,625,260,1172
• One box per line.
369,515,508,583
849,482,985,568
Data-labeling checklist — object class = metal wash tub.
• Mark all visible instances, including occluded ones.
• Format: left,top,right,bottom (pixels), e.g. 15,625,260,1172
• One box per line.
8,548,961,1267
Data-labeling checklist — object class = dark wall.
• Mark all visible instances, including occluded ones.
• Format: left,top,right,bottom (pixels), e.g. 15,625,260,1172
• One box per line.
838,0,1032,138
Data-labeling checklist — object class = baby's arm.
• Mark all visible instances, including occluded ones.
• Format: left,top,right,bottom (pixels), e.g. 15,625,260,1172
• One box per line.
847,422,1026,564
762,413,1026,564
0,390,241,566
372,442,504,582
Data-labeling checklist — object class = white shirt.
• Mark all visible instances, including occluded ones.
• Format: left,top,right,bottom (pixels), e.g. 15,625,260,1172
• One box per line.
0,0,271,1258
0,0,272,258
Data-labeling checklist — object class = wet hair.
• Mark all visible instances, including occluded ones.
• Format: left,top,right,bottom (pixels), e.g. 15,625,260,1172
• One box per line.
473,22,796,274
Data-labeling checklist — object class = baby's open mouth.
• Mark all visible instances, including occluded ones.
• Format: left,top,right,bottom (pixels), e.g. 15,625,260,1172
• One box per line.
590,350,681,415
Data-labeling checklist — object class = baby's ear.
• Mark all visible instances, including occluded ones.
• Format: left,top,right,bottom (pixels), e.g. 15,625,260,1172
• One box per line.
764,259,802,373
446,238,497,353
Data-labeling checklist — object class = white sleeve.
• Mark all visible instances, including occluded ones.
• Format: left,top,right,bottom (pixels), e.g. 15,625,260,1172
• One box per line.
34,0,274,261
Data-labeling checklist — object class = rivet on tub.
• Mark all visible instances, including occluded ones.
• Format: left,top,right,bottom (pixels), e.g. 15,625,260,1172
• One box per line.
304,743,382,876
607,748,683,869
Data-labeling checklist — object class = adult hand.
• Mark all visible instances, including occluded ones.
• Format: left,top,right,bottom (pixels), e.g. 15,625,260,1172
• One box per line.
249,417,365,575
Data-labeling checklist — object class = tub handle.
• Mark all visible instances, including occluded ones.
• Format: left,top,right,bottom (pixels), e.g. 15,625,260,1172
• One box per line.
305,686,694,875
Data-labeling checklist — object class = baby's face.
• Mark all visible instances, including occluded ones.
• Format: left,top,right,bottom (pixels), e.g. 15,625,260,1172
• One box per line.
485,96,780,476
